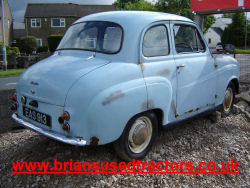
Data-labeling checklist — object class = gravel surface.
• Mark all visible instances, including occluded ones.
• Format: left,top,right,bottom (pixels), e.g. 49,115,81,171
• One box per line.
0,113,249,187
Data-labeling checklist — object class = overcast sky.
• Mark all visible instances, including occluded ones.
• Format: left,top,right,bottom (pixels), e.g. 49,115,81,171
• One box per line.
8,0,115,23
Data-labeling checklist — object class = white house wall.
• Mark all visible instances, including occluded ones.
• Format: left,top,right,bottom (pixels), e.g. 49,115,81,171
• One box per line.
204,28,221,48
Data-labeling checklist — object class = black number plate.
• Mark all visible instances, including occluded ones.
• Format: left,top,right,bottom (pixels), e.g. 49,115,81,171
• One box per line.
23,106,51,127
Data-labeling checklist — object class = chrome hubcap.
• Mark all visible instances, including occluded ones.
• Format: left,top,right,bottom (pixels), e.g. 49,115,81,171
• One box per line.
223,88,233,112
128,116,153,153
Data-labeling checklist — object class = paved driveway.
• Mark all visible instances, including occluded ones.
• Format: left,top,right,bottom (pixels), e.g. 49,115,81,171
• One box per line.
0,76,19,90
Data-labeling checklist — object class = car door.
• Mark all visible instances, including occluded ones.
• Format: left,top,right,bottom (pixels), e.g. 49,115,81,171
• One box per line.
170,21,216,118
140,22,178,124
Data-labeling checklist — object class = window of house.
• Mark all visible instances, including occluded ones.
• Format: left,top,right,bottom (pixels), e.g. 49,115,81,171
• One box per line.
31,18,41,28
36,38,42,47
142,25,170,57
174,24,206,53
208,38,212,44
7,19,10,29
51,18,65,27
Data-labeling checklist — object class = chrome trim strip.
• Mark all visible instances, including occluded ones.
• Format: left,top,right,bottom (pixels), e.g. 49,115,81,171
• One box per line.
12,113,87,146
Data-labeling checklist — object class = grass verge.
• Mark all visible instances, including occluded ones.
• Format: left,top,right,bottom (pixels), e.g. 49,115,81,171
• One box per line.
0,69,25,77
234,49,250,53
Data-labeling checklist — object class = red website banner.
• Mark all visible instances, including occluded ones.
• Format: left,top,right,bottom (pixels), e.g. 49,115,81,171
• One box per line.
191,0,250,13
12,159,239,174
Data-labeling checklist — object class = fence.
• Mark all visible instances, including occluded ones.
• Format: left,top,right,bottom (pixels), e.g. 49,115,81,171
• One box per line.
213,53,250,84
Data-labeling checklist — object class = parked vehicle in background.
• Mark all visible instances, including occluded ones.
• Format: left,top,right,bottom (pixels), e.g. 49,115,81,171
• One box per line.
216,42,224,52
11,11,239,161
225,44,235,53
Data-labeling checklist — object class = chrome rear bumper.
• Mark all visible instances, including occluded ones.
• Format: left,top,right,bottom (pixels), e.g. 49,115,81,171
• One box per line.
12,113,87,146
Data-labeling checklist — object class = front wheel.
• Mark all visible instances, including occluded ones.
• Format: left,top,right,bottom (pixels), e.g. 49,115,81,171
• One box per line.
221,83,235,116
113,111,158,161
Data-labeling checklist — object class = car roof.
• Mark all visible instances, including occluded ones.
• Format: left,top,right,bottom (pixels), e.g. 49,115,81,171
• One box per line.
75,11,193,26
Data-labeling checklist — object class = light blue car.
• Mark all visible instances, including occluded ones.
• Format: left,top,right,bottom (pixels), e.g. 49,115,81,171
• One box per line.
12,11,239,161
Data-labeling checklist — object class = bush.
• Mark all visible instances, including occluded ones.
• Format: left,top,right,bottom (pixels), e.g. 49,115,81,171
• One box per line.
16,36,38,54
48,34,63,52
37,46,48,53
8,47,20,55
0,42,20,56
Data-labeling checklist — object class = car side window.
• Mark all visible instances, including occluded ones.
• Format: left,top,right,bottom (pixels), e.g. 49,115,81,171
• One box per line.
174,24,206,53
143,25,170,57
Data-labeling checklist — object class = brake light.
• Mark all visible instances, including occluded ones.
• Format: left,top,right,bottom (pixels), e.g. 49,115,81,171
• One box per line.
62,123,70,132
10,95,16,102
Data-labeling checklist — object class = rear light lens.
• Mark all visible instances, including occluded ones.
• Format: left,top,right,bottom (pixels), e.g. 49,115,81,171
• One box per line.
10,95,16,102
62,123,70,132
61,111,70,121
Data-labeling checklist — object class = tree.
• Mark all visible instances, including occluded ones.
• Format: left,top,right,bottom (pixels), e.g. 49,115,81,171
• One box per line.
113,0,217,34
221,13,249,46
123,0,155,11
223,14,233,18
155,0,193,19
113,0,140,9
203,15,216,33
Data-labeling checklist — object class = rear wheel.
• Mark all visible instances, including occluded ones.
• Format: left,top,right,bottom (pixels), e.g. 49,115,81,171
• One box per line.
113,111,158,161
221,83,235,116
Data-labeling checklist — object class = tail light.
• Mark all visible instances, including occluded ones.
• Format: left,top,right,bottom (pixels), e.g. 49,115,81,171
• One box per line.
58,111,71,132
10,95,16,102
61,111,70,121
62,123,70,132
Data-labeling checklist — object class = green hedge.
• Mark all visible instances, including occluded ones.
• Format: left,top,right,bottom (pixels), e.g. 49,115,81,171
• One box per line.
16,36,38,54
48,34,63,52
37,46,48,53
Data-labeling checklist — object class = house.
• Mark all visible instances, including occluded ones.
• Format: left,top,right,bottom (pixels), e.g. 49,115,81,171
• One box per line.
204,18,232,48
205,27,223,48
0,0,13,45
13,22,26,40
24,3,117,47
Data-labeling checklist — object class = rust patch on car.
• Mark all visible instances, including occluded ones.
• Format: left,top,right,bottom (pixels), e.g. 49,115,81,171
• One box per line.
139,62,145,73
196,103,216,112
102,90,125,106
90,136,99,146
158,69,170,77
185,109,194,114
171,100,177,116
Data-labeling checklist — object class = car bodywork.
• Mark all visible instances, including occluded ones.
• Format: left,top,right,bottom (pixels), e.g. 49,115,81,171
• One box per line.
12,11,239,146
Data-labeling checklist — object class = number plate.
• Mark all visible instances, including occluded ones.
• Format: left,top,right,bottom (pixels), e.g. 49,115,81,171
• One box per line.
23,106,51,127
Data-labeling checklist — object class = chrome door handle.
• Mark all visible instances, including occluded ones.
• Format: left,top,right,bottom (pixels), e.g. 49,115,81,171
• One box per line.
177,64,185,69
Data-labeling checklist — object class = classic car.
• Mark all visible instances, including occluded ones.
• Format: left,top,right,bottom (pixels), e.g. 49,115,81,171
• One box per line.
216,42,224,52
11,11,239,161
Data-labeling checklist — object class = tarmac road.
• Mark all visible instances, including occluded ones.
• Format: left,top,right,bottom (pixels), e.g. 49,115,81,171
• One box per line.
0,76,19,90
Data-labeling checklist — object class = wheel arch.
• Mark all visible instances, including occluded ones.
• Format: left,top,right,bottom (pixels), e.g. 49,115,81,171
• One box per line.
230,78,240,94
